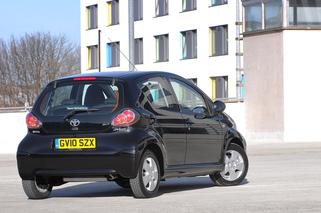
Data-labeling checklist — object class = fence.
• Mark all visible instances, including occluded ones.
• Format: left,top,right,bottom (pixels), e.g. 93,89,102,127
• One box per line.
0,107,31,113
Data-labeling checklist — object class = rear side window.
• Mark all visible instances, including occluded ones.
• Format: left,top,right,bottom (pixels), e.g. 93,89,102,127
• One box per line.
138,77,179,112
37,80,121,116
169,78,207,114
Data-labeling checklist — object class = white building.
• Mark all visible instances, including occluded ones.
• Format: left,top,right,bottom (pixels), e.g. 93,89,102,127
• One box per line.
80,0,244,100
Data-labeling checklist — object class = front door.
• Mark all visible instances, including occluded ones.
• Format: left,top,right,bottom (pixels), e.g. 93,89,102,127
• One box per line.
169,78,224,164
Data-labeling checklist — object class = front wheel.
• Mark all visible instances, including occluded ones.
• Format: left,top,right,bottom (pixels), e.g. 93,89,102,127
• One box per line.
130,150,160,198
210,143,248,186
22,179,52,199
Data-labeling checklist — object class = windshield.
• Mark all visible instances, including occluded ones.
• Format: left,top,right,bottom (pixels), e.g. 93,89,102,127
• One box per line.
37,80,121,117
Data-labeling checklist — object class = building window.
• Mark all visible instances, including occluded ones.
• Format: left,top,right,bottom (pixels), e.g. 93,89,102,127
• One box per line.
134,0,143,21
181,30,197,59
188,78,197,85
288,0,321,25
209,25,228,56
87,45,98,70
244,2,262,32
211,0,228,7
265,0,282,29
155,34,169,62
182,0,197,12
134,38,144,64
106,42,120,67
107,0,119,26
87,5,98,30
155,0,168,17
211,76,228,99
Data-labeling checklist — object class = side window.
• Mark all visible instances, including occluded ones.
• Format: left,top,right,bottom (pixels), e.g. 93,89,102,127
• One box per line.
169,79,206,114
138,77,178,112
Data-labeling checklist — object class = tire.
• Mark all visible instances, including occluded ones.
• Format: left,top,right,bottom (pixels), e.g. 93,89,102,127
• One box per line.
210,143,248,186
115,178,130,189
130,150,160,198
22,179,52,199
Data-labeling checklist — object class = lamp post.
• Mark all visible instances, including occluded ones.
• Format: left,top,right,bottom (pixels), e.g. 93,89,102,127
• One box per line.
128,0,135,71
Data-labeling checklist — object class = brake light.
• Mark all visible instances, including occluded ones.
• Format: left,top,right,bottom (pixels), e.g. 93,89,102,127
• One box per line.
73,77,96,81
26,113,42,129
111,109,137,127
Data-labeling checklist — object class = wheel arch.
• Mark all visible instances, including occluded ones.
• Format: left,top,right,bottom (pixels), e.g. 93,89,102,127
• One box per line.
144,143,165,177
223,129,247,153
136,137,167,178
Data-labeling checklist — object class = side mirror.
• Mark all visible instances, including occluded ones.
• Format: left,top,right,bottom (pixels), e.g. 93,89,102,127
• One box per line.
213,100,226,113
192,106,208,119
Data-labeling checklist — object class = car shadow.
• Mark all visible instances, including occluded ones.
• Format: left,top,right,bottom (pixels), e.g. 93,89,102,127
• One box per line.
50,177,249,198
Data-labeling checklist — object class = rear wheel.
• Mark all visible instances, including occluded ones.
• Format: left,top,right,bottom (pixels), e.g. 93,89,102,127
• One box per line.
210,144,248,186
22,179,52,199
130,150,160,198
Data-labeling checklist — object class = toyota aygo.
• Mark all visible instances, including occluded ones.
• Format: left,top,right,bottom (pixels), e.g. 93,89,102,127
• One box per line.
17,71,248,199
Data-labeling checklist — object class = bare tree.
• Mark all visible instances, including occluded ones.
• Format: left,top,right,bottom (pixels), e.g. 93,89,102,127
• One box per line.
0,32,80,107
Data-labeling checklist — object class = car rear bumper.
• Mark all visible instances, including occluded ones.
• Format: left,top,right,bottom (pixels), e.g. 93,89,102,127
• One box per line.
17,152,136,180
16,131,146,180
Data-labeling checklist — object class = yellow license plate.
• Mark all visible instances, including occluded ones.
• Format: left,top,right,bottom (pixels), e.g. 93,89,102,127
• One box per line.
55,138,96,150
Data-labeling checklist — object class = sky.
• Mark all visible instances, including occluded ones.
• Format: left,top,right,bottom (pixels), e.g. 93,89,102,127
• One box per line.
0,0,80,44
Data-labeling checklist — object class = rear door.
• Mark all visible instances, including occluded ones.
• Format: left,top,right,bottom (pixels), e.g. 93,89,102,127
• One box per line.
138,77,187,166
169,78,225,164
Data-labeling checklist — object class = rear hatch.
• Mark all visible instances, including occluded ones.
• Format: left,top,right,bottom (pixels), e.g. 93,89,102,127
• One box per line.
33,77,123,134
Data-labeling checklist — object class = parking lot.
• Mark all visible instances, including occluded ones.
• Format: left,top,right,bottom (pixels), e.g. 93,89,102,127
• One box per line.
1,142,321,213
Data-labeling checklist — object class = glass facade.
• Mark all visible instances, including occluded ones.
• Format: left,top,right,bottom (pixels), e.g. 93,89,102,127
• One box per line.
244,2,263,32
243,0,321,33
265,0,283,29
288,0,321,25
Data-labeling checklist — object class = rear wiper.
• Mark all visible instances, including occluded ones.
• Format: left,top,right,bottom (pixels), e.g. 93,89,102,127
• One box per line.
64,108,100,121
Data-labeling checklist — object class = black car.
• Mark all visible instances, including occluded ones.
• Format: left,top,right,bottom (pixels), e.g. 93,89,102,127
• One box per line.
17,71,248,199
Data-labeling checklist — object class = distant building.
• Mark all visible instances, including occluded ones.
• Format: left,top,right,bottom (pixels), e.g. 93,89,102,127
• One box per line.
80,0,244,101
242,0,321,142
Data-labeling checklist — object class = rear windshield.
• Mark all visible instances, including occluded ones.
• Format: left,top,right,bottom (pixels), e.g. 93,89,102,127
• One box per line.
36,80,121,116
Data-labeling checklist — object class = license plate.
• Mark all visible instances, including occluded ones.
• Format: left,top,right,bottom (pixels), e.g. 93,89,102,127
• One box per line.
55,138,96,150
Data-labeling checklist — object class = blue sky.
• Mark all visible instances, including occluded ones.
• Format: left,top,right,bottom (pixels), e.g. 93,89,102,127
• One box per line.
0,0,80,44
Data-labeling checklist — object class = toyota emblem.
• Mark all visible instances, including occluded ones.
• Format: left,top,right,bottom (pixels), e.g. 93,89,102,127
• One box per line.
70,119,80,127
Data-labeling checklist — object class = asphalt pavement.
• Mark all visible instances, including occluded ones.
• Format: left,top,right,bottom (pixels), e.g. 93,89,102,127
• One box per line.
1,142,321,213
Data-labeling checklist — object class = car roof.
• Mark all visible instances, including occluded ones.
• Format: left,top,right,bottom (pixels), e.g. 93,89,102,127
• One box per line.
59,71,179,81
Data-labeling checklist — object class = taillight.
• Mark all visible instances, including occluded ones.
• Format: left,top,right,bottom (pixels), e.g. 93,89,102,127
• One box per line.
73,76,96,81
26,113,42,129
111,109,138,127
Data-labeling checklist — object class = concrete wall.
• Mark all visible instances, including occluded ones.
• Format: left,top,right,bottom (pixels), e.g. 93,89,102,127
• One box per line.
244,29,321,142
81,0,240,99
0,112,27,154
243,32,284,142
283,30,321,142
